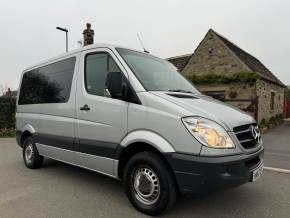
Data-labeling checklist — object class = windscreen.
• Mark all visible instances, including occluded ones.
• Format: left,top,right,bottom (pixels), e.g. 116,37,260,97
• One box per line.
116,48,200,94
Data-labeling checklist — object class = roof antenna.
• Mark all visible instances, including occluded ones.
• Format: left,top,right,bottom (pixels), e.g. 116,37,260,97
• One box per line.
137,33,149,53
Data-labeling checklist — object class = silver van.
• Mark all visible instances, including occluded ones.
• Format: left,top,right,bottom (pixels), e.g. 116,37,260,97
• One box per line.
16,44,264,215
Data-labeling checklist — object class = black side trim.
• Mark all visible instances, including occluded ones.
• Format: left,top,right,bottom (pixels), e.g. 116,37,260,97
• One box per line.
33,133,118,159
16,130,22,146
114,144,124,160
79,139,118,159
35,133,75,151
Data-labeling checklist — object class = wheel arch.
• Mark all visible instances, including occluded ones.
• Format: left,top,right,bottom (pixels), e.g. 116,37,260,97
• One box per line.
117,130,175,180
119,130,175,154
19,131,33,147
117,142,176,180
19,124,36,147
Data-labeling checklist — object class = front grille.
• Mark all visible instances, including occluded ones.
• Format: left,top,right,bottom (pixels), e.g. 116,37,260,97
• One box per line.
233,123,260,149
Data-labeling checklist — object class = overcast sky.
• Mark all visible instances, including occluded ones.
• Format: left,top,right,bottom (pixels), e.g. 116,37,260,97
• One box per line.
0,0,290,90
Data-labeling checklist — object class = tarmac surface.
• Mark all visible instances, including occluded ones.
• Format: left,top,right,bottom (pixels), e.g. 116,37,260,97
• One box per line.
0,130,290,217
262,122,290,169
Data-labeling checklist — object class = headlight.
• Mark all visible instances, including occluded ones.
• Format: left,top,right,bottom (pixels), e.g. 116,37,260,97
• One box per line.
182,117,235,149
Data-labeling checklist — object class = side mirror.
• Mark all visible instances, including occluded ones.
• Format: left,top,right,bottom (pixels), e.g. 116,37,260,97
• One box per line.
121,82,130,101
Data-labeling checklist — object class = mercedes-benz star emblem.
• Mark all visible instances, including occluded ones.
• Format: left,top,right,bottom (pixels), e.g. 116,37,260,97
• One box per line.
251,125,261,144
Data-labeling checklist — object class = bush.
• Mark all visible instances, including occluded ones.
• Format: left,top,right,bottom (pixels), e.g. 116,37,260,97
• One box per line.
275,114,284,124
268,116,276,127
190,72,260,85
268,114,283,127
259,119,268,128
0,128,15,137
0,97,16,129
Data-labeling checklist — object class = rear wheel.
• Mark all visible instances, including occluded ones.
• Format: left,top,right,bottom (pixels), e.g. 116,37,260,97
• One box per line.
22,136,44,169
123,151,177,216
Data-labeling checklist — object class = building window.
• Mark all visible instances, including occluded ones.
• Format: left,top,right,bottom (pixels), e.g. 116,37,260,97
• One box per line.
270,91,275,110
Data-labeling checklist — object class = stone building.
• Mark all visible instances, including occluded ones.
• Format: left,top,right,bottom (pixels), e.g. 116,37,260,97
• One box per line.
3,88,17,98
167,29,285,123
285,86,290,118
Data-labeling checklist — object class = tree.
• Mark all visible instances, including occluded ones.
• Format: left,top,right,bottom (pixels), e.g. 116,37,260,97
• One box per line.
0,84,9,96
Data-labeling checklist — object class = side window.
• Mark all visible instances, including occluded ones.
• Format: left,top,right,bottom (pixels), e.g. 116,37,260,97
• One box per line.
85,53,125,99
19,57,76,105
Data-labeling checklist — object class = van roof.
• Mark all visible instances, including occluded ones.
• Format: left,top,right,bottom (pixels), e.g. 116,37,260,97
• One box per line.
23,43,143,72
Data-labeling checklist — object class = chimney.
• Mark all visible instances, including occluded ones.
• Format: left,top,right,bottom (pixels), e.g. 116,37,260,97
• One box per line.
83,23,94,46
6,88,11,97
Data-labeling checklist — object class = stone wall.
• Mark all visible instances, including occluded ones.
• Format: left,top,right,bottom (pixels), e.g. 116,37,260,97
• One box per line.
182,30,250,77
197,80,285,123
196,82,256,118
256,79,284,123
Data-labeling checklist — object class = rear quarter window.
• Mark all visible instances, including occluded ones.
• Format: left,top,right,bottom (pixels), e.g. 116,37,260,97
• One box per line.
18,57,76,105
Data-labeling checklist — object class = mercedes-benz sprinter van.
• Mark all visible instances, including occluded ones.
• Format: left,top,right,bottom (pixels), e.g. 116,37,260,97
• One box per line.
16,44,264,216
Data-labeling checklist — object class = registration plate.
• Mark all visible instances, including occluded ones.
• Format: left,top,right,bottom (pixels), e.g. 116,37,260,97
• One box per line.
251,164,263,182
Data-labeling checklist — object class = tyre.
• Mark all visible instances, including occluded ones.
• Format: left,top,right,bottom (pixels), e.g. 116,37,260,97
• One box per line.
22,136,44,169
123,151,177,216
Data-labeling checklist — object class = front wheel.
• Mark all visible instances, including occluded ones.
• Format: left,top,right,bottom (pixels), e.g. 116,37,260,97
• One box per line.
123,151,177,216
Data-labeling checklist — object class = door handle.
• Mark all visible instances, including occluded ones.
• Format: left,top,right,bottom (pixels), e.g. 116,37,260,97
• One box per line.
80,104,90,111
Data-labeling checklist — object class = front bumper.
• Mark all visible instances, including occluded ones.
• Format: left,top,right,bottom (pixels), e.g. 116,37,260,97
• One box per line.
165,147,264,194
